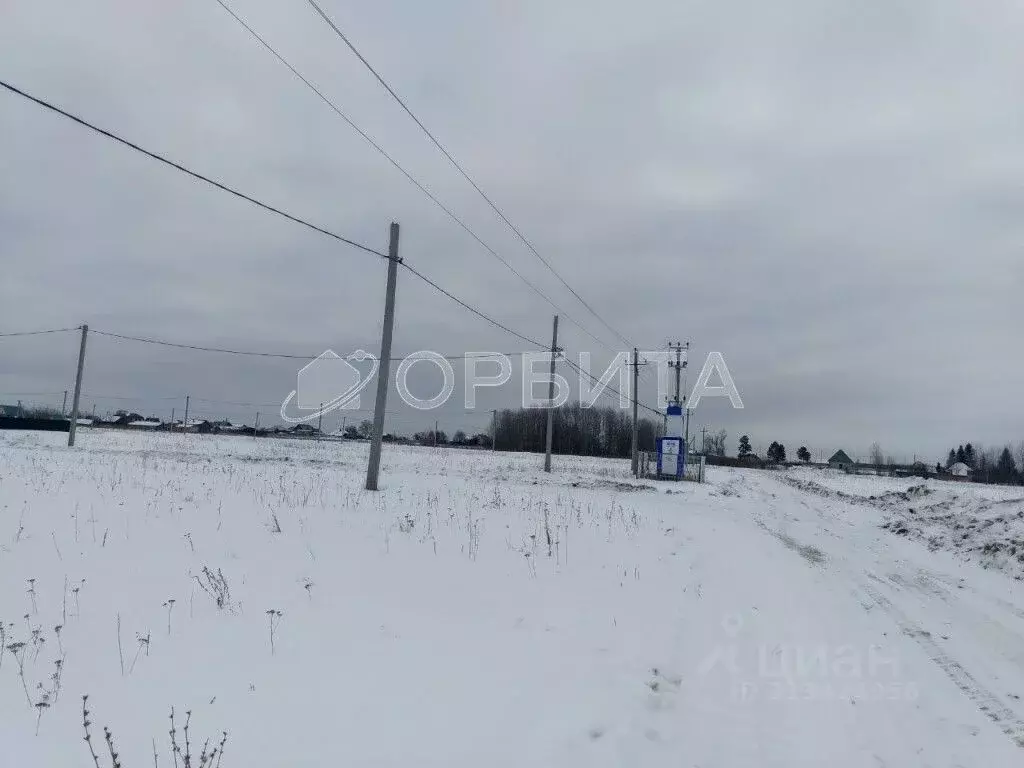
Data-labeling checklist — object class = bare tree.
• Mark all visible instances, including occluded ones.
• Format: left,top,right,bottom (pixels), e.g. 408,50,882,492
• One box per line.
869,442,885,471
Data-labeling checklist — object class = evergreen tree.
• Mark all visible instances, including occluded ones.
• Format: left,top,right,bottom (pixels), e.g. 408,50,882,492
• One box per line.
956,445,966,464
946,449,956,468
738,435,752,457
766,442,786,463
995,447,1018,484
964,443,976,468
797,446,811,462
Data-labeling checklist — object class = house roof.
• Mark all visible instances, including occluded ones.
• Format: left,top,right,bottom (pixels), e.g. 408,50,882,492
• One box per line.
949,462,973,476
828,449,854,464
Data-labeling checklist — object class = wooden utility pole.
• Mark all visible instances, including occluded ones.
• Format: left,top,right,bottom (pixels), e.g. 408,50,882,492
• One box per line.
183,395,190,433
491,408,497,451
365,222,401,491
254,412,260,439
170,407,175,427
67,324,88,447
543,315,559,473
701,425,708,455
317,403,324,440
434,419,438,447
62,390,68,416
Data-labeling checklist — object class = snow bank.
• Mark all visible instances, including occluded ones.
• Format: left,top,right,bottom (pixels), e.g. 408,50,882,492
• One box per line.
784,467,1024,580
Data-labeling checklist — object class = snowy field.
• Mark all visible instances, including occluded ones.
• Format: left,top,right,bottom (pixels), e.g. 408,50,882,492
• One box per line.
3,430,1024,766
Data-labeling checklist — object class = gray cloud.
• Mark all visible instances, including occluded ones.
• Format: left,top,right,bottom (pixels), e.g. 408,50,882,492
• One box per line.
1,0,1022,459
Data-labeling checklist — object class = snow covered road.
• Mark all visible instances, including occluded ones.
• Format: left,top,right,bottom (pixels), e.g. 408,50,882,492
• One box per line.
2,430,1023,766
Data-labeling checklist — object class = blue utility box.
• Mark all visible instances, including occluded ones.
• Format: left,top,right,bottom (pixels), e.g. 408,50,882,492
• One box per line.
657,436,686,479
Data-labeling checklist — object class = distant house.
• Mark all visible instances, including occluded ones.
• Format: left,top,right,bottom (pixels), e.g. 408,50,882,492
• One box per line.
128,420,161,430
0,404,21,418
828,450,854,468
112,412,144,427
948,462,973,479
289,424,320,436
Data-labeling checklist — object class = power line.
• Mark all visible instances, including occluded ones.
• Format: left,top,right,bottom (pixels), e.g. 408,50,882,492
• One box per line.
0,79,386,260
91,327,532,361
399,263,547,349
82,393,183,402
562,355,662,418
91,329,321,359
2,80,560,355
0,326,79,337
210,0,615,353
303,0,635,348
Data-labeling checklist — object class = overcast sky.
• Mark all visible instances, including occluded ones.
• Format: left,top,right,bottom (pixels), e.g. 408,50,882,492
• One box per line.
1,0,1022,461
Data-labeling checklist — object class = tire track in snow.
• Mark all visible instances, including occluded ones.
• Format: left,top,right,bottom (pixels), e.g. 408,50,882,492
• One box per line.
858,577,1024,749
761,472,1024,750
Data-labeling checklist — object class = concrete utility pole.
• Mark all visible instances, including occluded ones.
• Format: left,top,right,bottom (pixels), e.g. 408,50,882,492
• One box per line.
183,395,190,434
68,324,89,447
317,403,324,440
701,425,708,455
365,222,401,491
491,409,497,451
62,390,68,416
254,412,260,440
668,341,688,407
543,314,559,473
170,407,175,427
434,419,439,447
631,347,640,477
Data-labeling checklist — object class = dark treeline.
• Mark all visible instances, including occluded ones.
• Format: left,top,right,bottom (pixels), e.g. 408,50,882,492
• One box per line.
944,441,1024,485
494,403,660,457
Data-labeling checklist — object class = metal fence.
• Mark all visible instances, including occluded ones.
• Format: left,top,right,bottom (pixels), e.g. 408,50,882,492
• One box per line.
639,451,706,483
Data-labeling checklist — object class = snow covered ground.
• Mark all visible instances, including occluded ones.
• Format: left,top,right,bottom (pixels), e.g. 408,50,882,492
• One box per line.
786,465,1024,503
784,466,1024,580
3,430,1024,766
